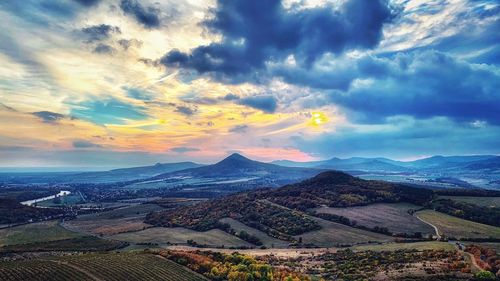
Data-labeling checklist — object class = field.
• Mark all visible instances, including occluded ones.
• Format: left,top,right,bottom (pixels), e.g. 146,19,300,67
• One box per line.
109,227,253,247
351,241,456,252
0,220,82,246
439,196,500,207
0,252,207,281
62,204,162,236
0,236,126,253
295,217,393,247
416,210,500,239
313,203,434,235
219,217,289,248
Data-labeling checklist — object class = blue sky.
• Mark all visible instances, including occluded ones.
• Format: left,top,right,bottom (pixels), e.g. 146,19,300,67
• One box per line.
0,0,498,168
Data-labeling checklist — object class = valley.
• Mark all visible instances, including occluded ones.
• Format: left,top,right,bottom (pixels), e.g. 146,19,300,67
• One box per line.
1,154,500,280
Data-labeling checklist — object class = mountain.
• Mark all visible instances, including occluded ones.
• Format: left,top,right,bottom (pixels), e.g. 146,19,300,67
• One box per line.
272,157,409,172
463,156,500,171
401,155,497,169
64,162,204,183
149,153,323,186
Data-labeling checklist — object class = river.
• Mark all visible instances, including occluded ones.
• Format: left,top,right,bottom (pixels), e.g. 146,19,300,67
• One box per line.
20,190,71,206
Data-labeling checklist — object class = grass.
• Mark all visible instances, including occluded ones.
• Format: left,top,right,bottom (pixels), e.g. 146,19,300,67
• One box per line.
219,217,289,248
0,252,207,281
351,241,456,252
416,210,500,239
0,220,82,246
62,204,162,236
439,196,500,208
295,217,394,247
109,227,253,247
313,203,434,235
0,236,126,253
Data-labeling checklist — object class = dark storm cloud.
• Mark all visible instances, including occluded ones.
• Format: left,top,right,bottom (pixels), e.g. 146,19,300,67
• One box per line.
161,0,395,80
32,111,66,123
238,95,277,113
81,24,121,42
329,50,500,124
120,0,160,29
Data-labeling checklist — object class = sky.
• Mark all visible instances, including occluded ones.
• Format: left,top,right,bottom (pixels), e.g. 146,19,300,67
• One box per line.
0,0,499,169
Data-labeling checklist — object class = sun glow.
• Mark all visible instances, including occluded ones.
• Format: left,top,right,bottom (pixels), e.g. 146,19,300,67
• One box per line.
309,111,328,127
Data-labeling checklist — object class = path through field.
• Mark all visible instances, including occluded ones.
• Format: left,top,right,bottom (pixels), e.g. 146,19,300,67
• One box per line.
415,213,441,239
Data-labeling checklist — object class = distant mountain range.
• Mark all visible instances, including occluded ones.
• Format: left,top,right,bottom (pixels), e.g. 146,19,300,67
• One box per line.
272,155,500,172
1,154,498,189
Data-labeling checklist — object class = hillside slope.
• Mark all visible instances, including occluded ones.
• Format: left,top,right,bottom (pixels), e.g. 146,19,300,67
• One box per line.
146,171,433,241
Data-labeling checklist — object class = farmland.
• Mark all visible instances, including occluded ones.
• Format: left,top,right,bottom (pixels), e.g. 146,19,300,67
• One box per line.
62,204,162,236
416,210,500,239
294,217,393,247
313,203,434,235
109,227,253,247
0,220,82,246
0,252,207,281
219,217,289,248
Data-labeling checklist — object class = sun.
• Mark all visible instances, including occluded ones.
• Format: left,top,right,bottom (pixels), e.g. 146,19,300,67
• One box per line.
309,111,328,127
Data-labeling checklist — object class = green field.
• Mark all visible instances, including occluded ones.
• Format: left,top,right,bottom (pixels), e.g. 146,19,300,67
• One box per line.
0,220,82,246
109,227,253,247
0,252,207,281
351,241,456,252
313,203,434,235
295,217,393,247
416,210,500,239
439,196,500,208
219,217,289,248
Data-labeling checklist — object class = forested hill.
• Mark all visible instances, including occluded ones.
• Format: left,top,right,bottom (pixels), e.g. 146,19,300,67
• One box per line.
145,171,434,239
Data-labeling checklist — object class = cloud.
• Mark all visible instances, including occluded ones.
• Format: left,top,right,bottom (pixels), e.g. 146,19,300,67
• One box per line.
170,147,200,153
125,87,155,101
73,140,101,148
175,106,197,116
73,0,101,7
32,111,66,123
292,117,500,159
161,0,395,81
69,98,149,125
229,124,248,133
222,93,240,101
81,24,121,42
239,95,277,113
93,43,116,54
118,38,142,50
120,0,161,29
329,50,500,124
